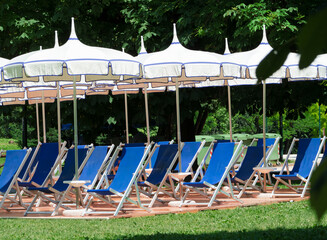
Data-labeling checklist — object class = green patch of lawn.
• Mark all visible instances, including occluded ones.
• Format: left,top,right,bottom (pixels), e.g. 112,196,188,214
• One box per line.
0,201,326,239
0,138,20,151
0,138,20,174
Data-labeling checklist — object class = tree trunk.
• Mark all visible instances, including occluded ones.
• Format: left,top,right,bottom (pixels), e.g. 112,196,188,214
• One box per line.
194,109,208,135
181,116,196,142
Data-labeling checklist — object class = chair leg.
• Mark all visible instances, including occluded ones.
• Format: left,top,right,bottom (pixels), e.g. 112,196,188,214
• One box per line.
24,193,39,216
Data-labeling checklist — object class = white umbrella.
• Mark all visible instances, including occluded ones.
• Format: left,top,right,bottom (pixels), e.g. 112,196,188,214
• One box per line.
3,17,142,208
218,26,285,166
141,23,221,172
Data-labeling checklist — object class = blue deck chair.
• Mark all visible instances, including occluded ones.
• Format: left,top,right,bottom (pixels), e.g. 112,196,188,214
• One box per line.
146,141,172,169
18,142,67,192
24,147,91,216
230,146,264,198
18,142,44,182
108,142,151,180
250,137,280,166
170,141,205,194
137,144,180,207
0,148,32,211
83,145,151,217
174,141,205,173
272,137,326,198
180,141,243,207
77,145,115,205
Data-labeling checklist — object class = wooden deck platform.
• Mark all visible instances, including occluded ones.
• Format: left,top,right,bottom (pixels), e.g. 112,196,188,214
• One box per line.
0,188,307,219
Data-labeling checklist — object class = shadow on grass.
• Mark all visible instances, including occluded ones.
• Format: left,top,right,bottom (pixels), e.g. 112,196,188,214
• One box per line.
118,226,327,240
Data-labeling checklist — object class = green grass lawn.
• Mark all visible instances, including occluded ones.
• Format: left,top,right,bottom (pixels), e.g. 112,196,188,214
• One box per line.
0,138,20,174
0,201,326,239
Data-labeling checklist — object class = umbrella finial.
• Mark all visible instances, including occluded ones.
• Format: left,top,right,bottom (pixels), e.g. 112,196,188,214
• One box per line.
122,47,125,53
261,24,268,44
54,31,59,48
224,38,231,55
69,17,78,40
39,46,42,50
172,23,180,44
139,36,147,54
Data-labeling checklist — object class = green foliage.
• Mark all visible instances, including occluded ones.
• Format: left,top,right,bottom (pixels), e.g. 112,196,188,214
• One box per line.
224,2,303,32
232,111,262,134
298,7,327,68
257,6,327,80
311,159,327,221
223,1,305,50
0,138,20,151
255,5,327,220
95,133,109,145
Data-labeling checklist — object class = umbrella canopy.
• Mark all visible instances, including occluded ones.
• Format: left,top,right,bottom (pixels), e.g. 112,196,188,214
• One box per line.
2,18,143,209
138,24,222,172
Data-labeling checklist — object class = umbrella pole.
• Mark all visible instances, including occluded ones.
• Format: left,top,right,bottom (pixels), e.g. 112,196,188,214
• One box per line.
175,78,182,172
57,84,62,173
124,92,129,144
144,87,150,145
41,91,46,143
228,85,233,142
73,76,79,208
263,80,267,167
36,100,40,143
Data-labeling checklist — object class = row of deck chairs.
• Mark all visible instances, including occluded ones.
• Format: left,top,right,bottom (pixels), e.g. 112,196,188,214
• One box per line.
0,136,325,217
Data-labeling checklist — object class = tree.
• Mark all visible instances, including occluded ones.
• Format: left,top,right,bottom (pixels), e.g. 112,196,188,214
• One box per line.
256,6,327,220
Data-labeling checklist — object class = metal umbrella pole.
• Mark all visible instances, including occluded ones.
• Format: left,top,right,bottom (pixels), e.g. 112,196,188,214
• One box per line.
124,92,129,143
144,86,151,145
56,83,62,173
263,80,267,167
41,90,46,143
73,76,79,208
175,78,182,172
227,85,233,142
35,100,40,143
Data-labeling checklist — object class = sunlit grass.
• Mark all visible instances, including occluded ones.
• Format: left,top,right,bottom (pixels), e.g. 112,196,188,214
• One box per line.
0,201,326,239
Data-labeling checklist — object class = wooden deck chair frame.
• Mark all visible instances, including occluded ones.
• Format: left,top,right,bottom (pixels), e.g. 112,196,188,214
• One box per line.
19,142,67,196
0,148,32,211
172,140,206,193
236,137,280,198
24,147,94,216
136,143,183,208
234,145,274,198
79,144,115,205
271,137,326,198
179,141,243,207
19,142,42,182
82,144,152,217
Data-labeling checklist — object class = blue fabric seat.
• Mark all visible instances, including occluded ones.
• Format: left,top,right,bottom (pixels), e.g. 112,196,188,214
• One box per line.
24,148,89,216
272,138,325,198
29,148,88,193
137,144,179,207
19,142,60,188
274,138,321,180
232,146,263,183
0,149,31,210
79,146,110,188
146,141,171,169
184,143,235,188
174,141,203,172
89,146,147,195
18,147,37,180
181,141,243,207
84,145,151,217
139,144,179,186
